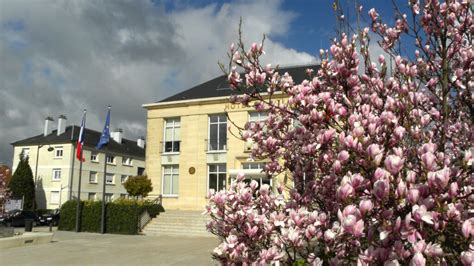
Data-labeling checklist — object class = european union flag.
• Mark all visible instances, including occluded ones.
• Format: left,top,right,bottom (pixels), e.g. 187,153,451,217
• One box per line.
96,107,111,149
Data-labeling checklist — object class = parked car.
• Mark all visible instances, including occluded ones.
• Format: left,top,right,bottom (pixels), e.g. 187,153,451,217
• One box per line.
0,209,38,227
38,209,60,226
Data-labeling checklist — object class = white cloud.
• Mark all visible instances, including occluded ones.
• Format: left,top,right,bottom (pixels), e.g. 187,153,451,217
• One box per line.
0,0,316,165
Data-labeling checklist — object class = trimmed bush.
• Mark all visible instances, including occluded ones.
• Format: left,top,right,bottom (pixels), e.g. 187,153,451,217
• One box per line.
107,200,141,234
58,200,79,231
80,201,101,232
58,198,164,234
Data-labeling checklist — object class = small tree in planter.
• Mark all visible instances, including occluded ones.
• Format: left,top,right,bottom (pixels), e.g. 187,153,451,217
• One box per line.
123,175,153,199
8,153,36,210
206,0,473,264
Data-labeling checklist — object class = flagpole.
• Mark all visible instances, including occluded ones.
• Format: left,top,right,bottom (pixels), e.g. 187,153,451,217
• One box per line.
75,110,86,233
100,105,111,234
101,147,108,234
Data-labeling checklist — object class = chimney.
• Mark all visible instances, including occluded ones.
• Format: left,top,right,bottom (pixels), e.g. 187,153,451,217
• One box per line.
112,129,123,144
57,115,67,136
44,117,54,136
137,136,145,148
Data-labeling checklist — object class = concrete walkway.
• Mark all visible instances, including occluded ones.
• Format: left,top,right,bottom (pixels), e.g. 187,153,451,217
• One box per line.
0,227,219,265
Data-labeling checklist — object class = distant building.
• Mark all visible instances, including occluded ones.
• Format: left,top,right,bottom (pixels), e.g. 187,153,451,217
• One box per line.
11,116,145,209
142,64,318,211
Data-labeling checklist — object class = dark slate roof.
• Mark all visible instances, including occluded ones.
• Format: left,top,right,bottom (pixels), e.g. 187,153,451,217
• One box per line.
158,64,320,103
11,126,145,159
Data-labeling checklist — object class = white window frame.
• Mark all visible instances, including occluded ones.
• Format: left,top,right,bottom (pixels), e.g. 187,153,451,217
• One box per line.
121,175,128,184
105,173,114,185
54,146,64,158
241,162,266,170
208,114,227,152
89,171,98,184
52,168,61,181
163,118,181,154
88,193,96,201
248,111,269,124
105,193,114,202
207,164,227,193
50,191,60,204
122,157,133,166
90,152,99,162
106,155,115,165
162,165,179,197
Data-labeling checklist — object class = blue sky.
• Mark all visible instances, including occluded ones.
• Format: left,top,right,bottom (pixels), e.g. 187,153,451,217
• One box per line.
160,0,411,56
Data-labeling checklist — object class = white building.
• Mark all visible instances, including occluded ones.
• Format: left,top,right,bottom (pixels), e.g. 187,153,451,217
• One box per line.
11,116,145,209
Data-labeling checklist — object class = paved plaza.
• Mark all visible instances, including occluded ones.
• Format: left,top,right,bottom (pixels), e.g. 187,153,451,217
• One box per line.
0,227,218,265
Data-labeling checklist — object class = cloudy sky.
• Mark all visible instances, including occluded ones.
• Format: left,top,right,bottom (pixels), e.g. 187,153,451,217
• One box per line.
0,0,403,166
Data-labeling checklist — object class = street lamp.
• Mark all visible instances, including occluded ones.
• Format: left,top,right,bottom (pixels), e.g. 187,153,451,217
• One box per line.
33,144,54,210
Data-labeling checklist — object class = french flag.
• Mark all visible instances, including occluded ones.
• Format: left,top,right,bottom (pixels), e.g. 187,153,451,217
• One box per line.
76,110,86,161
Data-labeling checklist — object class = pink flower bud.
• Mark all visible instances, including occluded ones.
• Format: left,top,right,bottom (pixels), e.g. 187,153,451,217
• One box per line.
407,188,420,204
373,179,389,200
462,219,473,238
461,251,474,266
421,152,437,171
374,168,390,180
425,243,443,257
368,8,378,21
384,155,404,175
393,126,406,140
337,183,354,200
378,55,385,64
332,160,342,173
397,181,407,197
410,252,425,266
367,144,382,158
359,199,373,215
338,150,350,162
449,182,459,197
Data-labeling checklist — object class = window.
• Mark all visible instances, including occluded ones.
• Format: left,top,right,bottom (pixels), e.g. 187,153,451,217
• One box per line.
249,111,269,124
55,146,63,158
241,163,271,190
90,153,98,162
121,175,128,184
106,155,115,164
89,171,98,183
122,157,133,166
162,165,179,196
120,193,128,199
88,193,96,201
208,164,226,192
21,148,30,158
52,169,61,181
208,114,227,151
105,193,114,202
50,191,60,204
242,162,266,170
106,173,114,185
137,167,145,176
164,118,180,153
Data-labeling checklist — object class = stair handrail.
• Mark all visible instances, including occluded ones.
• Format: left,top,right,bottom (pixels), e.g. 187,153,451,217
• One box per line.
138,194,163,232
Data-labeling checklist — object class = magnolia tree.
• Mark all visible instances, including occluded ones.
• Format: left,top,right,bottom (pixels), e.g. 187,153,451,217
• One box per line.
205,0,473,265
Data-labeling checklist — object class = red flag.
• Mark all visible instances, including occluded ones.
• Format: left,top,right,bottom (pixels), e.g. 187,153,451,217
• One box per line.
76,111,86,161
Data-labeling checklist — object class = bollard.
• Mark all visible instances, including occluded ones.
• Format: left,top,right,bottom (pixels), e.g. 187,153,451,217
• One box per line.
49,220,53,232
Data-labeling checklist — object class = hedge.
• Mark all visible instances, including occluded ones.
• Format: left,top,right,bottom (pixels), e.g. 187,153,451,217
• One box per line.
58,199,164,234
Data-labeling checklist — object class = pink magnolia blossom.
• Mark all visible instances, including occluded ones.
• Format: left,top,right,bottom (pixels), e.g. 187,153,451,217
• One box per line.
384,155,404,175
208,1,473,264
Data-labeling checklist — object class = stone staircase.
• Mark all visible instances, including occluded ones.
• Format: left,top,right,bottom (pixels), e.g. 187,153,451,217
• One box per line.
142,210,214,237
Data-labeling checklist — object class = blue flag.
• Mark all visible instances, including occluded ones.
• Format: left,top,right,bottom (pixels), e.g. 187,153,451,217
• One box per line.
96,107,111,149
